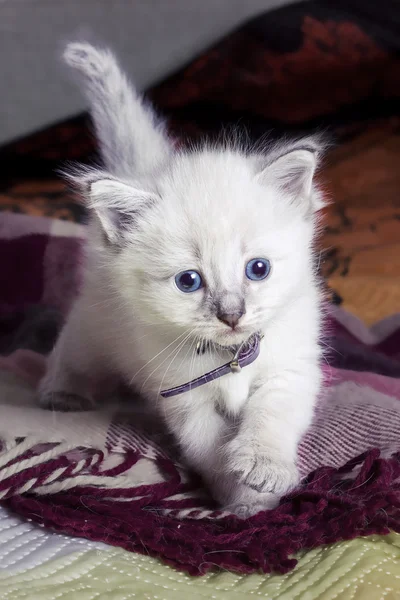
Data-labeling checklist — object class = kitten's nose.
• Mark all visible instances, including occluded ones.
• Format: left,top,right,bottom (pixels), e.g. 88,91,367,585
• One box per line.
217,312,244,330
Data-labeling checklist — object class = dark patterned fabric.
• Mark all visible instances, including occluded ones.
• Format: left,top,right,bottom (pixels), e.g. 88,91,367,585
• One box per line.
150,0,400,138
1,0,400,323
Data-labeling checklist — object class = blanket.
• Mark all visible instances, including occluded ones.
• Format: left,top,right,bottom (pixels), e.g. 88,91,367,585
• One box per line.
1,502,400,600
0,213,399,576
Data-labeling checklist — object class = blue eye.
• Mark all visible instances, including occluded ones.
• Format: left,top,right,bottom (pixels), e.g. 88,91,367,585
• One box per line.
245,258,271,281
175,270,203,293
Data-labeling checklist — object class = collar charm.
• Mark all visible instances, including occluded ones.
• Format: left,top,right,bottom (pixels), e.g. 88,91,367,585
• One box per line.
160,333,263,399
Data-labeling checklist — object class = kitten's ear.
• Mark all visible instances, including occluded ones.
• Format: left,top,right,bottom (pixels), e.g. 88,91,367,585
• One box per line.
256,140,325,215
88,178,156,244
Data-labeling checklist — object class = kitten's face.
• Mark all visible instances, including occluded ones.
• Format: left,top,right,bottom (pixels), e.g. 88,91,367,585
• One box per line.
110,151,317,346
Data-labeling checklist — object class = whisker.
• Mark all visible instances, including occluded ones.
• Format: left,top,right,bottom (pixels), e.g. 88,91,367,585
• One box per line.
141,331,193,394
156,330,196,398
129,329,190,384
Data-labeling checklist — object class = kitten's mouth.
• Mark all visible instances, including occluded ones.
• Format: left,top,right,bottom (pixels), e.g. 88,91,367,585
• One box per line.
217,327,252,347
199,329,255,353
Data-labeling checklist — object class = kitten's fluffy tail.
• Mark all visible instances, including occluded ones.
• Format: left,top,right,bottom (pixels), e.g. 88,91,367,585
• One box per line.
63,42,171,177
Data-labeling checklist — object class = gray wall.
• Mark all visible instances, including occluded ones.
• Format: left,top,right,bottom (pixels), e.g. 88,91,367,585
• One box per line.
0,0,304,145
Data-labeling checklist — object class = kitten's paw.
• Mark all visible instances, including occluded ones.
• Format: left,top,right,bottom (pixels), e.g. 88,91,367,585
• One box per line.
217,482,280,518
226,439,299,495
208,472,284,518
229,501,278,519
38,391,95,412
228,496,279,519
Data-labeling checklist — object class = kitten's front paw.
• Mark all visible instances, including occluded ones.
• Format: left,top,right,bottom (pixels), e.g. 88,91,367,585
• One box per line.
38,391,95,412
228,495,280,519
208,475,280,518
226,438,299,495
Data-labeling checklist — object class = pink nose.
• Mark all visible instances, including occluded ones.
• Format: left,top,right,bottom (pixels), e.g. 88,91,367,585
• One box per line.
217,312,244,330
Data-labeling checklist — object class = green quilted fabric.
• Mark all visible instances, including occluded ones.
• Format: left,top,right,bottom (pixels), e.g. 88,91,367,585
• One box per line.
1,533,399,599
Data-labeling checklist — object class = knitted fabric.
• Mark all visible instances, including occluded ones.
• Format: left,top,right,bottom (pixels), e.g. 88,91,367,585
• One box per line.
0,214,399,575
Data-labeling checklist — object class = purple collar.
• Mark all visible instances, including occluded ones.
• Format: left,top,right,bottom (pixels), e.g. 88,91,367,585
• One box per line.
160,332,263,399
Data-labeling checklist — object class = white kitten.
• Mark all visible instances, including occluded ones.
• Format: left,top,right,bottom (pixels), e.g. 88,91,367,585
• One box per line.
38,43,326,516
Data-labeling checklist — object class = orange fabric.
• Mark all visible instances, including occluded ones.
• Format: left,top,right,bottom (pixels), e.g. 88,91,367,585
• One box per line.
321,119,400,323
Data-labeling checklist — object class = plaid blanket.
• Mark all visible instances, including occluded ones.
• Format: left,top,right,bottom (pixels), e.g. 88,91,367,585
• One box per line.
0,212,399,576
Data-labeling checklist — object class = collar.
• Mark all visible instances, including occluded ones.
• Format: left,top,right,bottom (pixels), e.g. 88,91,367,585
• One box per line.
160,332,263,399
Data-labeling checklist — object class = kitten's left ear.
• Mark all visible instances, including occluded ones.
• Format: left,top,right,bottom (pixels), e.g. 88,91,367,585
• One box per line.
64,167,158,244
87,178,156,244
256,140,325,215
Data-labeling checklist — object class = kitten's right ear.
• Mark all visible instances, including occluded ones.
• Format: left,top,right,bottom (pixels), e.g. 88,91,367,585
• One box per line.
255,136,327,217
87,178,156,245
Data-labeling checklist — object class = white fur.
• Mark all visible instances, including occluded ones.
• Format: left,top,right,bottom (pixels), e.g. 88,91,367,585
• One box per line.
39,43,327,516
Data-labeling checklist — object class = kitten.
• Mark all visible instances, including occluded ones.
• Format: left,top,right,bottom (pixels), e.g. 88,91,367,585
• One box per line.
38,42,326,517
